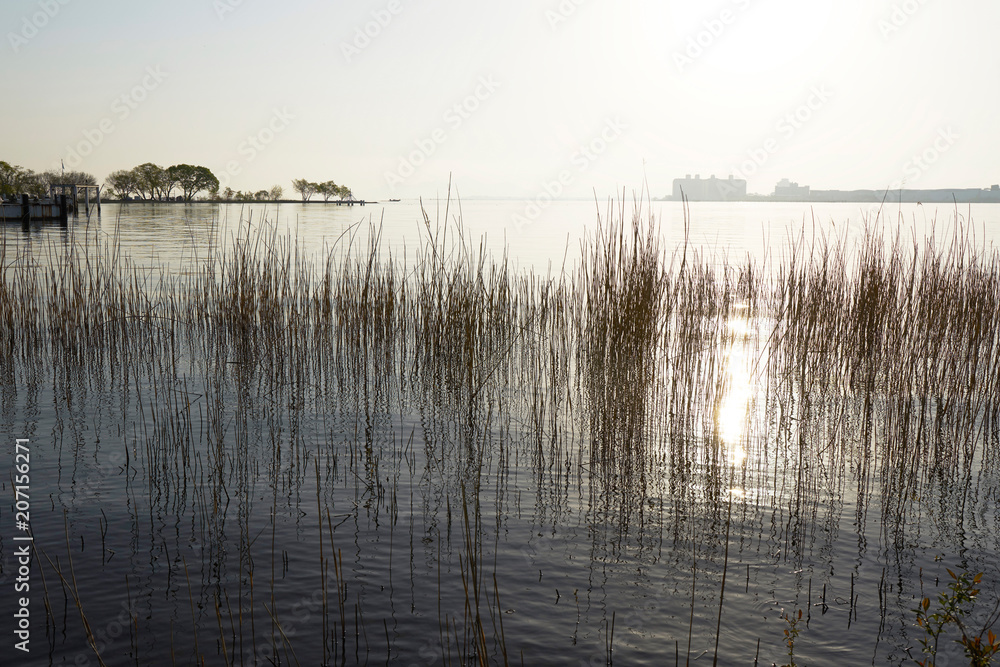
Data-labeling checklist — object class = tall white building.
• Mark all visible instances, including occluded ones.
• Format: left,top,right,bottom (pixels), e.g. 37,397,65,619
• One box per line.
672,174,747,201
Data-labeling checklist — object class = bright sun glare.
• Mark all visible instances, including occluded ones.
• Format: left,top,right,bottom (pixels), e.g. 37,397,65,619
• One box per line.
718,315,755,466
636,0,836,77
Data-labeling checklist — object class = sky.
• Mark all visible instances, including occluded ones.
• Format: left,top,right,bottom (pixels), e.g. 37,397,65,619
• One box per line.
2,0,999,200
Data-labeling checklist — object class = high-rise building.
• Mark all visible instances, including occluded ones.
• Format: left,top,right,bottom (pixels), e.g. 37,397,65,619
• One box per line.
671,174,747,201
773,178,810,200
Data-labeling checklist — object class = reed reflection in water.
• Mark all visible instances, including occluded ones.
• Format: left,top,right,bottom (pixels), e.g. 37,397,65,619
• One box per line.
2,201,999,666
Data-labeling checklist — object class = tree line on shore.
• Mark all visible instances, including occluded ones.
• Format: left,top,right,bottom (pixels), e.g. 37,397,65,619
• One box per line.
291,179,353,202
1,159,353,203
105,163,220,201
0,160,97,199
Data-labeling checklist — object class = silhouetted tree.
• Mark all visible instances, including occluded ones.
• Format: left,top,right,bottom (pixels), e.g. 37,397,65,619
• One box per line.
292,178,316,201
105,169,139,200
132,163,166,200
317,180,338,201
167,164,220,202
0,161,47,198
41,169,97,187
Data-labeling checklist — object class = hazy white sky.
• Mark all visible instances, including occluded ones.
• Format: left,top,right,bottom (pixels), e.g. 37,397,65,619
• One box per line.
3,0,998,199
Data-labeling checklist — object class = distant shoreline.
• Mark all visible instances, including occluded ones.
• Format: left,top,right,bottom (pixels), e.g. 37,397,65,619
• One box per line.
664,185,1000,205
94,192,1000,206
101,199,380,205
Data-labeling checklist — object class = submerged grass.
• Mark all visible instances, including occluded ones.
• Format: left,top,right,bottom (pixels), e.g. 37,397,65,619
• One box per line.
3,196,1000,665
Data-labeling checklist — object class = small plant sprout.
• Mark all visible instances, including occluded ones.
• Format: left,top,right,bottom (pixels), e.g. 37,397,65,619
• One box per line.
913,570,1000,667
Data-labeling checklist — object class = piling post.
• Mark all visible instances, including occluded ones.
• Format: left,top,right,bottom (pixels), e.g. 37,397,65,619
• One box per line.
85,187,91,218
72,185,79,216
96,186,102,216
21,194,30,229
59,195,68,225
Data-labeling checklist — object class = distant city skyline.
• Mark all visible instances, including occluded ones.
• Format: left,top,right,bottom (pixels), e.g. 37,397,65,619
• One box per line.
670,173,1000,203
3,1,998,201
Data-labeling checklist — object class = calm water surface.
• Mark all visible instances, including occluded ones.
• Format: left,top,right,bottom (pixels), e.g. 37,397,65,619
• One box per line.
7,199,1000,270
3,199,1000,666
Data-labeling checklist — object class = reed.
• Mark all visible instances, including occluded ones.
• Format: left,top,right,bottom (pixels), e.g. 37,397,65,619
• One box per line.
4,196,1000,665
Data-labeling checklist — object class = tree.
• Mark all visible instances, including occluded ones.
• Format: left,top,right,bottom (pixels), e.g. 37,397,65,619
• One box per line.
40,169,97,187
268,185,283,201
20,171,46,198
222,187,234,201
0,161,46,198
254,190,269,201
161,170,180,200
105,169,139,200
337,185,353,201
132,163,166,200
292,178,316,201
316,180,338,202
167,164,220,202
0,161,23,197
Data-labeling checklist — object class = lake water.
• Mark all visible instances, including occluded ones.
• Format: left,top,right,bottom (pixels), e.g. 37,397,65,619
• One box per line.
8,198,1000,271
3,199,1000,666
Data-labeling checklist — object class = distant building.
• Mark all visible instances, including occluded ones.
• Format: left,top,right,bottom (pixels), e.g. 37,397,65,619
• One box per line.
672,174,746,201
773,178,810,200
667,176,1000,203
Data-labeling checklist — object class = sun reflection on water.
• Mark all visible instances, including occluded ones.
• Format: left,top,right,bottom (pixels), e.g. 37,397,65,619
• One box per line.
717,308,764,475
718,321,751,446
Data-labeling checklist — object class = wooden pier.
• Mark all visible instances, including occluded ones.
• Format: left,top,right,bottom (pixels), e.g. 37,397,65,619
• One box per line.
51,183,102,216
2,194,69,226
1,184,101,226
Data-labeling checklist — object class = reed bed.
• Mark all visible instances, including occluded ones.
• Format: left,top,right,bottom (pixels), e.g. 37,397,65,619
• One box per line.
3,199,1000,665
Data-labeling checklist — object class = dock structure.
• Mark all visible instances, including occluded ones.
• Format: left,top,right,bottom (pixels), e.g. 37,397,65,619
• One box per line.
2,194,69,226
51,183,102,217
